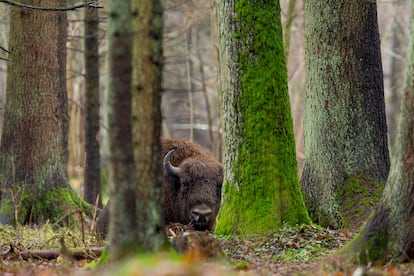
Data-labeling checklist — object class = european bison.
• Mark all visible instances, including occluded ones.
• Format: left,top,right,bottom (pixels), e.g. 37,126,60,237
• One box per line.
96,138,223,238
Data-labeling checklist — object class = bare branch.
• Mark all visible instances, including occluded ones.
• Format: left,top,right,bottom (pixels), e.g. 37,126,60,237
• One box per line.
3,246,104,260
0,45,9,53
0,0,103,11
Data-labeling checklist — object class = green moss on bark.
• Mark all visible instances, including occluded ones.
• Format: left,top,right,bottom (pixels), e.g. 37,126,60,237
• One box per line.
336,175,383,229
0,186,90,225
215,0,310,236
357,226,388,264
341,209,389,264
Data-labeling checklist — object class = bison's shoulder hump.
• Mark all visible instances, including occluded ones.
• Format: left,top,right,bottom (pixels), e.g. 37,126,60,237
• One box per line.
180,156,223,178
161,138,214,165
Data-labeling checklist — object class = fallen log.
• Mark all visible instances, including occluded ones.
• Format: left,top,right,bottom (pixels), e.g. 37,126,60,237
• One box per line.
2,245,104,260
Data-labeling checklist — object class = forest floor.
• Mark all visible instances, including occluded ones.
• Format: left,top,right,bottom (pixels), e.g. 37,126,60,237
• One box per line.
0,223,413,275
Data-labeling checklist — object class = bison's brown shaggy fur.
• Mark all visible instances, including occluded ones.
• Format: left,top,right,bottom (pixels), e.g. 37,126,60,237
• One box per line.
96,138,223,238
161,138,223,232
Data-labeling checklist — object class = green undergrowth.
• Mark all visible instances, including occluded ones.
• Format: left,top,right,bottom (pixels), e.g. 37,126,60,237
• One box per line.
0,221,103,251
0,186,94,226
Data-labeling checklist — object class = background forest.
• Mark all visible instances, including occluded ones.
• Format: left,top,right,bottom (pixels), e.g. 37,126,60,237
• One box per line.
0,1,410,183
0,0,413,275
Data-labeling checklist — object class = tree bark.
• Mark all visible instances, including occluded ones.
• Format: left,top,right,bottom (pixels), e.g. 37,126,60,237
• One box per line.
106,0,138,260
131,0,166,250
342,2,414,263
67,6,85,194
387,8,405,151
283,0,298,61
83,1,102,208
301,0,390,228
215,0,310,236
0,0,85,225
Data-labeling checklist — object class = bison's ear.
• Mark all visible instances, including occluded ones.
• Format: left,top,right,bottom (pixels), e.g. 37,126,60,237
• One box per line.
164,149,182,176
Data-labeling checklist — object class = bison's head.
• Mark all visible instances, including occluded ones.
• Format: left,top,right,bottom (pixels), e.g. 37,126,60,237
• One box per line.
164,149,223,231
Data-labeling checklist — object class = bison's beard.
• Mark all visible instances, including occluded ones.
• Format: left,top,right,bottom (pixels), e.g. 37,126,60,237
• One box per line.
192,221,212,232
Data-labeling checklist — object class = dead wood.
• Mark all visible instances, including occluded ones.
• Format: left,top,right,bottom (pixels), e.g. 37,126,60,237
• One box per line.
1,245,104,261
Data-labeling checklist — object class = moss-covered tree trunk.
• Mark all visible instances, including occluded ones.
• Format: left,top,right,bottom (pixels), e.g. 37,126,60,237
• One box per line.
106,0,138,260
131,0,166,250
342,2,414,263
301,0,390,228
83,2,102,208
0,0,84,225
215,0,310,236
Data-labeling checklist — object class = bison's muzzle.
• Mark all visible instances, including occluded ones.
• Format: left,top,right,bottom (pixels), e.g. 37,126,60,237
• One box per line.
191,204,213,230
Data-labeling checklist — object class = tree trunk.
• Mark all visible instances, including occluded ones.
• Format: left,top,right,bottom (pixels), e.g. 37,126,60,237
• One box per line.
67,7,85,191
215,0,310,236
283,0,298,61
0,0,85,225
106,0,138,260
83,1,102,208
301,0,390,228
0,4,9,145
387,8,405,151
131,0,166,250
342,2,414,263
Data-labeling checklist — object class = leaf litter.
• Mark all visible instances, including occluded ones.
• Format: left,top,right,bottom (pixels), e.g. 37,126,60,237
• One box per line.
0,223,414,275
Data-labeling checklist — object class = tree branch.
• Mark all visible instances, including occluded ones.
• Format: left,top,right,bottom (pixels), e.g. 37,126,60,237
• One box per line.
0,45,9,53
2,246,104,260
0,0,103,11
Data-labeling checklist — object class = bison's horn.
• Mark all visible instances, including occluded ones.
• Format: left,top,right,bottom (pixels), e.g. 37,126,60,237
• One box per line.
164,149,182,176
